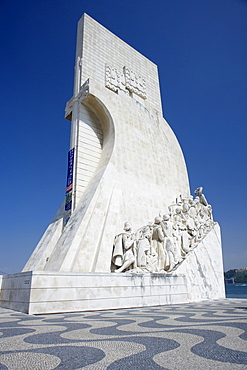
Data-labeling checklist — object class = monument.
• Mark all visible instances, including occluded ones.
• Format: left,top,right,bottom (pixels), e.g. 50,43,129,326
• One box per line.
0,14,225,314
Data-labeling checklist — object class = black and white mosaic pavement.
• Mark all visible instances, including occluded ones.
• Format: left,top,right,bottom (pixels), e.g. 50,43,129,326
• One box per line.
0,299,246,369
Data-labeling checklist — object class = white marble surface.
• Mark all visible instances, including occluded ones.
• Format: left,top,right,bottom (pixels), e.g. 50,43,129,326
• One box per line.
176,223,225,301
0,15,225,314
0,271,32,313
0,224,225,315
22,14,190,274
0,271,188,314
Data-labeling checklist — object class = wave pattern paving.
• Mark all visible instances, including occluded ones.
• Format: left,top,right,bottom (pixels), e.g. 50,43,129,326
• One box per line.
0,299,246,369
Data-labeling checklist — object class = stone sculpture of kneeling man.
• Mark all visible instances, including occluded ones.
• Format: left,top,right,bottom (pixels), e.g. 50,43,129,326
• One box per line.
112,222,136,273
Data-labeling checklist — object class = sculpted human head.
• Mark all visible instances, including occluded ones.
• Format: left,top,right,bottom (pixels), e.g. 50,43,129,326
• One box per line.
163,214,170,221
182,202,189,213
123,222,131,231
194,197,200,205
194,186,203,195
154,216,162,224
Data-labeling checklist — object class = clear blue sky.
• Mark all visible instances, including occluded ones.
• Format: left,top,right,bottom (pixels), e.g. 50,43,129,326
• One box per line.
0,0,246,274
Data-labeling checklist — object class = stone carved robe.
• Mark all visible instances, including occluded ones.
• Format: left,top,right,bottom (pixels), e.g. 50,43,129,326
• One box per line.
152,224,168,270
112,234,124,267
161,220,177,270
112,231,135,269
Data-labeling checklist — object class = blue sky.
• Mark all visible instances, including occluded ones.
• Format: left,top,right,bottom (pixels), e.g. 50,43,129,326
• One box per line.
0,0,246,274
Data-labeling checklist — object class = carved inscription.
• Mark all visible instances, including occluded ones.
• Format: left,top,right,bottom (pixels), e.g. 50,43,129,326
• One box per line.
105,64,146,99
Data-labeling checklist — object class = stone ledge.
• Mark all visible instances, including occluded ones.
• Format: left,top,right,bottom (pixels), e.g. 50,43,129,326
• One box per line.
0,272,188,314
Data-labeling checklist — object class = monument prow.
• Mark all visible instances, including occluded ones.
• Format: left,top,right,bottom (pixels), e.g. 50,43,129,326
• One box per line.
0,14,225,314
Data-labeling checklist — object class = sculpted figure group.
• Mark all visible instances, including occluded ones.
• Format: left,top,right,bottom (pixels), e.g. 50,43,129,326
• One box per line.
111,187,215,273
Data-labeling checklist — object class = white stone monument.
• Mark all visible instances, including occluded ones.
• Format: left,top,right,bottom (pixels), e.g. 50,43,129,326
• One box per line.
0,14,225,314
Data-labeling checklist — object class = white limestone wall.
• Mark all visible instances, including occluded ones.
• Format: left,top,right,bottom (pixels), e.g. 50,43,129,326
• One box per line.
40,78,190,273
23,14,190,273
2,225,225,315
23,218,63,272
75,14,162,114
0,272,188,315
1,222,226,315
176,223,225,301
73,104,103,207
0,272,32,313
1,14,225,315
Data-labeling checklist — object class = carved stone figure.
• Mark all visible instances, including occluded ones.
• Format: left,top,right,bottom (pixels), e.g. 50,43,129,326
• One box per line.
111,188,215,274
173,207,190,255
152,216,168,271
112,222,135,273
161,214,177,271
136,226,151,267
194,187,208,207
136,224,158,271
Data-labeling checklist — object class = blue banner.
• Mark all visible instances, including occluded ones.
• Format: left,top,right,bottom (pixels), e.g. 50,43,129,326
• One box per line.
65,148,74,211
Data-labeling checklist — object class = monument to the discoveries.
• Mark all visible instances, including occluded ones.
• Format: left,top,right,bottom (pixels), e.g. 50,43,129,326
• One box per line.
0,14,225,314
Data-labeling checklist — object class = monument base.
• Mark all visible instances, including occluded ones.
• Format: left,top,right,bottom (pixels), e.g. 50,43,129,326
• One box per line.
0,224,225,315
0,271,188,315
